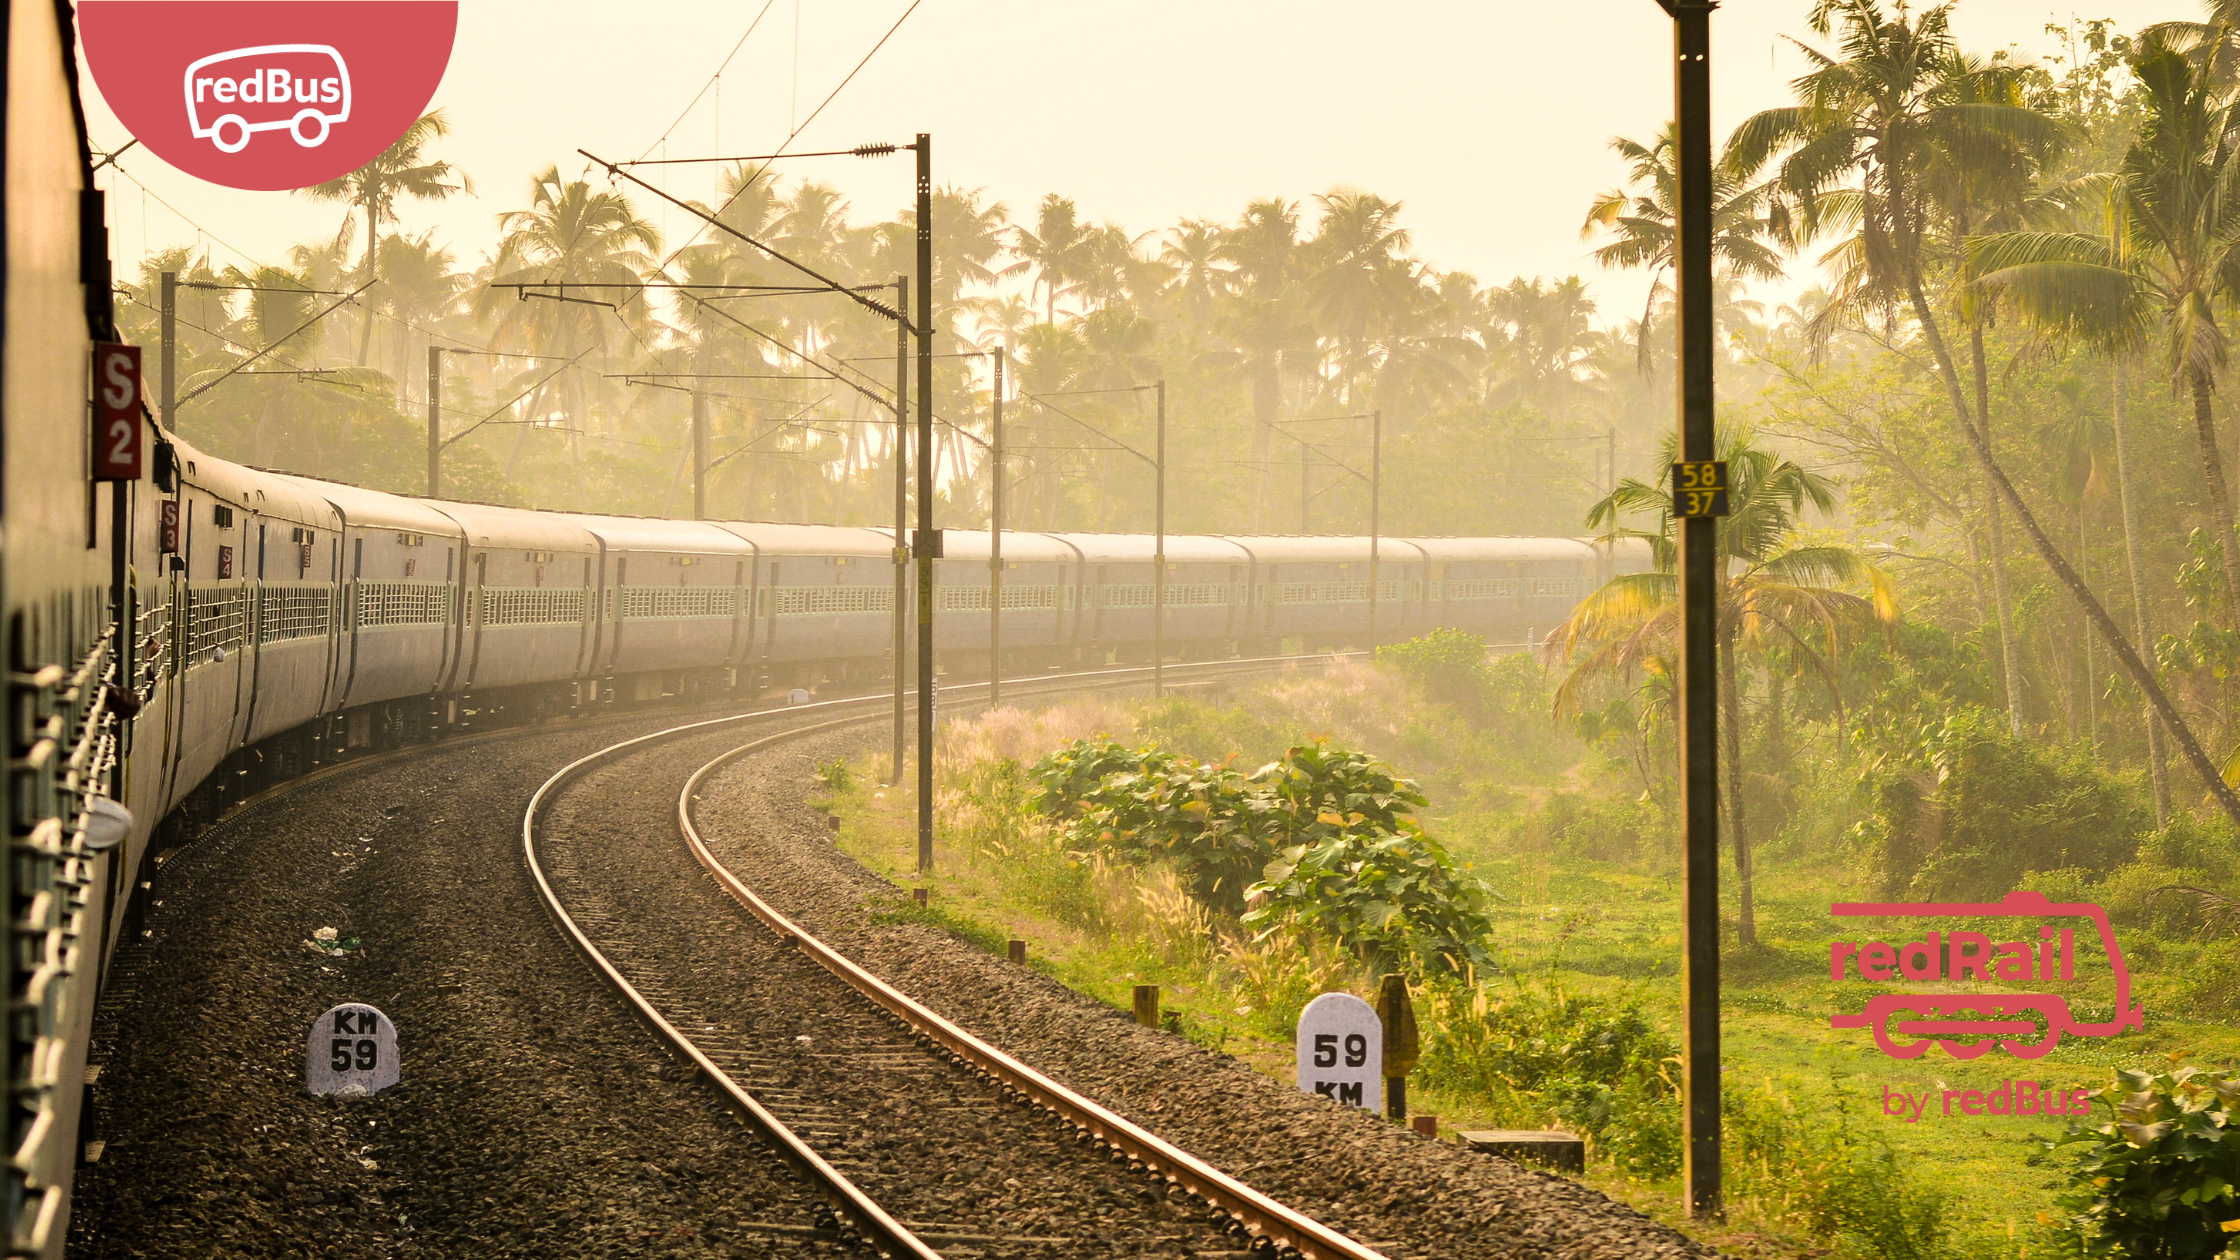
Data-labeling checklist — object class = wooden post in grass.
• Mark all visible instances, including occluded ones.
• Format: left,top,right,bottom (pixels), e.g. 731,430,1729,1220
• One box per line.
1378,973,1420,1121
1133,984,1160,1028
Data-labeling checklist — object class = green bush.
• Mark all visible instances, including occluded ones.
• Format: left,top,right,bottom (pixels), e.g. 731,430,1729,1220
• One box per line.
1027,736,1496,972
1031,737,1271,914
1244,827,1496,975
2048,1064,2240,1259
1859,707,2148,900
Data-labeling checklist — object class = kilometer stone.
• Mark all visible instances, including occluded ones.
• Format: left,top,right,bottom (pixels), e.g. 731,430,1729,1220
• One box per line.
305,1003,399,1096
1295,992,1381,1112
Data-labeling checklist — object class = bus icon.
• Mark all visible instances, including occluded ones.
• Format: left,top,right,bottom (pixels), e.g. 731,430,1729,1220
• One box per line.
1828,890,2145,1061
182,45,352,154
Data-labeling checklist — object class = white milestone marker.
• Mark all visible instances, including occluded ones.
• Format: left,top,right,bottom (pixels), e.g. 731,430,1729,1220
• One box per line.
305,1003,399,1096
1296,992,1381,1112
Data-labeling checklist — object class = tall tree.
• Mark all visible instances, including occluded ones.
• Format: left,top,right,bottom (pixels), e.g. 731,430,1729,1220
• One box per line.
1218,199,1309,529
1555,429,1897,947
1736,0,2240,823
1012,195,1089,324
1581,120,1791,372
301,110,471,365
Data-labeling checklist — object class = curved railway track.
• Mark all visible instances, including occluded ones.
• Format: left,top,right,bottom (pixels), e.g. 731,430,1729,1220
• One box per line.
523,659,1386,1260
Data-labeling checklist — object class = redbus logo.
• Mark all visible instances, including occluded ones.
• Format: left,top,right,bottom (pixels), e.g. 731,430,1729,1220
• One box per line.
185,45,351,153
81,2,455,191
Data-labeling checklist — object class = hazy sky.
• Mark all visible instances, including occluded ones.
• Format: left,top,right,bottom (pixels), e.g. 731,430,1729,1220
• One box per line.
82,0,2191,326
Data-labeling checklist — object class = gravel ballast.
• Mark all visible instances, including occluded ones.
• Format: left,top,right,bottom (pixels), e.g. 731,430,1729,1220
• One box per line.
692,726,1722,1260
68,705,877,1260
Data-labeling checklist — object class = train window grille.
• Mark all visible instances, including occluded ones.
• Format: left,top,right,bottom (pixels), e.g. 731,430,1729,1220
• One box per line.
479,587,590,627
184,585,247,667
258,584,332,643
1271,580,1369,605
774,585,893,617
135,589,171,686
1001,584,1057,611
356,581,449,629
617,586,739,620
1441,578,1520,601
9,598,117,1243
1099,583,1155,609
1531,577,1583,598
937,585,988,612
1166,582,1234,607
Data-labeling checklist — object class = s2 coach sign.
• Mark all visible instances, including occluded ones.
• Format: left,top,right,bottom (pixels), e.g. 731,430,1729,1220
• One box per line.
79,2,457,191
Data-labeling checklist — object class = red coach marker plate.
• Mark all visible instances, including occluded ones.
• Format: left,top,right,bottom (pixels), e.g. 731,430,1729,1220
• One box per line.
80,1,457,192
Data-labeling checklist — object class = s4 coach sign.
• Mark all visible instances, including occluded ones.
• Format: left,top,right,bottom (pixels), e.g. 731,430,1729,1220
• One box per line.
79,2,457,191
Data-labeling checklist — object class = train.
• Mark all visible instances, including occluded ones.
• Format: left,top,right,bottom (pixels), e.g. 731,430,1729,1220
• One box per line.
1,7,1640,1255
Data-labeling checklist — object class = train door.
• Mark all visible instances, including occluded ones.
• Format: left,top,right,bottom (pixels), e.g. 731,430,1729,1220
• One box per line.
241,520,268,737
606,555,628,672
573,555,596,676
763,560,780,659
463,553,488,686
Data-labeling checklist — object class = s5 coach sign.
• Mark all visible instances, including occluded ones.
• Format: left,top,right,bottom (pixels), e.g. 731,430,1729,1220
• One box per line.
80,2,457,191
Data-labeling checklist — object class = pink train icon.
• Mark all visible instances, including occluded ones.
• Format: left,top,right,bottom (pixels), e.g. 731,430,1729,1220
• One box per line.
1828,890,2145,1060
182,45,352,154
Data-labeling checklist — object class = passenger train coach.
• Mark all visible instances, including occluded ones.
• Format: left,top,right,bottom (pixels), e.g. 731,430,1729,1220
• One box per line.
0,5,1643,1254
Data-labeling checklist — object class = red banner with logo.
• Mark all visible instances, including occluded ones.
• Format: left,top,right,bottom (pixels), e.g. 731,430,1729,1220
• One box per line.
80,2,458,192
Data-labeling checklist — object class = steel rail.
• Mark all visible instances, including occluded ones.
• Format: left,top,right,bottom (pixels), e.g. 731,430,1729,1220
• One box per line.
517,652,1365,1260
522,695,936,1259
674,686,1391,1260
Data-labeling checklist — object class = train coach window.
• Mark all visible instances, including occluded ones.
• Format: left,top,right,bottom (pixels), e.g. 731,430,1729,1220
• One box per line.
212,504,234,528
353,539,363,578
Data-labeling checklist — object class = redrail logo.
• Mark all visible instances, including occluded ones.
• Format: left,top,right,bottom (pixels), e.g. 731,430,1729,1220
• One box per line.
81,2,455,192
185,45,351,154
1828,890,2146,1061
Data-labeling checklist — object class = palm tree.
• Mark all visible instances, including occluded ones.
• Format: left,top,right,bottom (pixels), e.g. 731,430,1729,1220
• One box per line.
301,110,471,365
478,165,662,448
1012,195,1090,324
1553,429,1898,947
1161,219,1232,333
1970,171,2182,821
1485,276,1604,419
1737,0,2240,824
1217,198,1310,529
1302,191,1414,409
1581,120,1791,371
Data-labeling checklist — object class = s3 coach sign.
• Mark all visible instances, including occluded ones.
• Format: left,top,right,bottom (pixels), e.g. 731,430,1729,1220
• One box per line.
80,2,457,191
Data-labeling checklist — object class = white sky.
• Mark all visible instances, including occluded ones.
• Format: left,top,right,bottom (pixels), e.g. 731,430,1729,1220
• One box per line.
81,0,2190,326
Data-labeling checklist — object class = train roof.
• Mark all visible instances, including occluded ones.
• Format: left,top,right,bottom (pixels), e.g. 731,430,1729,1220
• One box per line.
426,500,601,553
552,513,757,556
1397,537,1601,563
711,521,896,558
273,475,465,537
932,530,1080,565
1039,533,1254,565
1213,536,1426,565
181,455,341,530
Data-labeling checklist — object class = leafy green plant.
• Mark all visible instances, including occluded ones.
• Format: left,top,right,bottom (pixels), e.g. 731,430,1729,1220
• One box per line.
816,758,854,792
1244,828,1495,974
1027,736,1495,971
2048,1064,2240,1259
1033,737,1272,913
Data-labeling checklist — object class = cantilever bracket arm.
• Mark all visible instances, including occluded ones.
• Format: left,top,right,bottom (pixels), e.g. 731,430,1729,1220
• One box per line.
579,148,910,330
